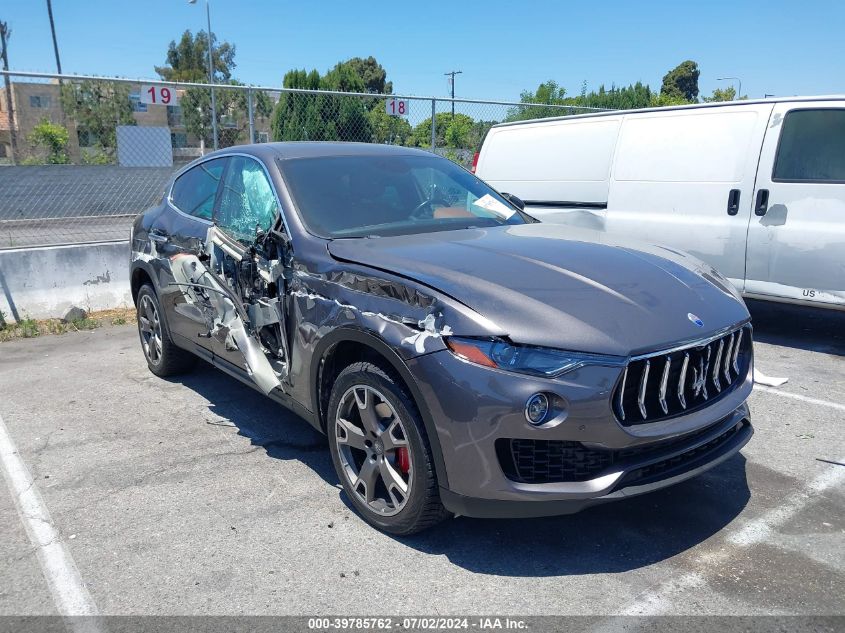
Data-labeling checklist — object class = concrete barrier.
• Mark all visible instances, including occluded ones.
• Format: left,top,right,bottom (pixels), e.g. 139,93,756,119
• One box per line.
0,241,131,322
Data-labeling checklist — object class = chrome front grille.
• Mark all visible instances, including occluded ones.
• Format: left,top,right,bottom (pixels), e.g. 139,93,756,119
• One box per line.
613,325,751,426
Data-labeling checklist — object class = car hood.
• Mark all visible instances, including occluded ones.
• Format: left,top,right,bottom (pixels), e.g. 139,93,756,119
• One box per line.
327,223,749,357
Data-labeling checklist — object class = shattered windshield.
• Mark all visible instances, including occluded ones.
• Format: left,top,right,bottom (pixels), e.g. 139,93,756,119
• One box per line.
280,154,528,238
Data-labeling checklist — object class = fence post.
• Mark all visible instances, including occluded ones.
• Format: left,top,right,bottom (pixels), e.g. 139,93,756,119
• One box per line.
247,87,255,144
430,98,436,152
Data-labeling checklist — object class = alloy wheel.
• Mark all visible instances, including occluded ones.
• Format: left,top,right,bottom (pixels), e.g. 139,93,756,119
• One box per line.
138,294,163,366
335,385,413,516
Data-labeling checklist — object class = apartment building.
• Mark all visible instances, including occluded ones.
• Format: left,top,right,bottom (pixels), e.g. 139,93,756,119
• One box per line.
0,79,273,164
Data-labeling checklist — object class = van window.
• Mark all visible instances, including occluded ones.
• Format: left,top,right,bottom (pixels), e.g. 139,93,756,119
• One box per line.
773,109,845,183
614,111,758,183
170,158,227,220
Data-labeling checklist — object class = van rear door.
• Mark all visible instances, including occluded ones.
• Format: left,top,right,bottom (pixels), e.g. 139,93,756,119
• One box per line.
745,102,845,307
606,104,773,288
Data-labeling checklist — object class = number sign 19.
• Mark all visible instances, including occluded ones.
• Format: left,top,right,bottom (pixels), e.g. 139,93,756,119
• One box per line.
385,98,407,117
140,85,178,106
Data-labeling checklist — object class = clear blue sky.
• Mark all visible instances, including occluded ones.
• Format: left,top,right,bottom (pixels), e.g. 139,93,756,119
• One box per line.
3,0,843,101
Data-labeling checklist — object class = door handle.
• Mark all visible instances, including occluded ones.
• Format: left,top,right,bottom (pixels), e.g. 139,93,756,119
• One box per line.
755,189,769,216
727,189,741,216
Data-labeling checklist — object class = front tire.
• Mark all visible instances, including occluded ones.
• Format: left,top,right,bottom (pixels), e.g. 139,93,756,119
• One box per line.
327,361,449,535
136,284,196,377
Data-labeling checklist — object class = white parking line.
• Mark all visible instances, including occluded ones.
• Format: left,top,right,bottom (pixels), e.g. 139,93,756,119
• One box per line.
754,385,845,412
728,458,845,546
0,412,99,616
613,456,845,617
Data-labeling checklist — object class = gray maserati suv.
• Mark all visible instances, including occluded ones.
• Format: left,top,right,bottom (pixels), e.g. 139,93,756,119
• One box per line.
130,142,753,534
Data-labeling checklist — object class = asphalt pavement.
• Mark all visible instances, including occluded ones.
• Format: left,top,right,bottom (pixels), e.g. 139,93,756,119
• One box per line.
0,300,842,617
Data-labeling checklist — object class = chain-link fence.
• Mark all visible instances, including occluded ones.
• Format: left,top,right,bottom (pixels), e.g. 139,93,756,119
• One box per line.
0,70,609,249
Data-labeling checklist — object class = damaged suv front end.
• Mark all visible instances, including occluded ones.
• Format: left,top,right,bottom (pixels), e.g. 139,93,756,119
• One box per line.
131,143,753,534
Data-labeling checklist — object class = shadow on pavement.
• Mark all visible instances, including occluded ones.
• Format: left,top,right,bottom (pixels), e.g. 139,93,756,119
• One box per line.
747,299,844,356
171,362,751,577
397,454,749,576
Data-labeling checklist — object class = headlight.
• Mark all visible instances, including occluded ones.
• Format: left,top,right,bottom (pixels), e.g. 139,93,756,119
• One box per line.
444,337,621,378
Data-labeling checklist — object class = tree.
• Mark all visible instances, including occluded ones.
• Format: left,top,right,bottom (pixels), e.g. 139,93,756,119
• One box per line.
409,112,475,148
181,82,269,148
155,30,235,82
660,60,700,102
702,86,747,102
270,63,374,143
368,106,412,145
576,82,653,110
156,31,270,147
271,69,323,141
444,113,474,148
333,56,392,95
320,65,372,141
28,119,70,164
60,80,135,159
506,80,653,120
507,80,569,121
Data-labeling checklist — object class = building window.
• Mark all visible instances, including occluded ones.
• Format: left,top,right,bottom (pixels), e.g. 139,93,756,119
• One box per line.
78,130,99,148
167,105,183,127
29,95,52,108
258,132,269,143
170,132,188,149
129,93,147,113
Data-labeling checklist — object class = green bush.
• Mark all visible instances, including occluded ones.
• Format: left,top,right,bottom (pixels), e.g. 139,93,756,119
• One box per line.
28,119,70,164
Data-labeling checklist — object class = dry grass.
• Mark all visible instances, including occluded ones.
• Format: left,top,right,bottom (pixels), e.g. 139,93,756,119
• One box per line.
0,306,136,343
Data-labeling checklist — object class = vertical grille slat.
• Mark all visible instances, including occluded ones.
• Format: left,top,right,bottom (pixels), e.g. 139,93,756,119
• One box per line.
723,333,735,383
732,329,743,374
614,325,750,427
658,357,671,415
678,353,689,410
702,345,711,401
712,340,724,393
616,366,628,422
638,360,650,419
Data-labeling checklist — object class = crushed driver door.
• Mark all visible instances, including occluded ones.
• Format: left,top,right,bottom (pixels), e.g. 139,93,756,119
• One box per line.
169,155,290,395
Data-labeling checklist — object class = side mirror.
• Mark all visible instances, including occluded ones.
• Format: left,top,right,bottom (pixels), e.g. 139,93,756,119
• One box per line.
501,192,525,211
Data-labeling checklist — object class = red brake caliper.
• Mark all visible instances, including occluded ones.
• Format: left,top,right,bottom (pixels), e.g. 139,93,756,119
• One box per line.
395,447,410,474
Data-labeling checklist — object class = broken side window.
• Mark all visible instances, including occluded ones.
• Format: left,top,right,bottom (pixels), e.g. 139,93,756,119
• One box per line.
215,156,280,243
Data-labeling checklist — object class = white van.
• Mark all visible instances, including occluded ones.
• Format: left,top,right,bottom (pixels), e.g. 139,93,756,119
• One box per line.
475,97,845,310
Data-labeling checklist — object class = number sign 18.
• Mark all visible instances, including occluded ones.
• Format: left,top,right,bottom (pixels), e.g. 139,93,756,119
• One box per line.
140,85,178,106
385,98,407,117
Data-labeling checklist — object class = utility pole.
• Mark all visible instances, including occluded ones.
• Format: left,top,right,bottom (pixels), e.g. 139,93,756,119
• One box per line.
189,0,218,150
45,0,62,76
0,21,18,164
444,70,462,117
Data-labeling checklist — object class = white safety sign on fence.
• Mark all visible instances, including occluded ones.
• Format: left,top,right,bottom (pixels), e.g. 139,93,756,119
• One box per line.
385,98,408,117
140,85,178,106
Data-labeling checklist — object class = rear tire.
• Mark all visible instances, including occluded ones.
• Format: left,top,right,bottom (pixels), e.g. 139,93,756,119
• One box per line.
327,361,449,535
136,284,196,377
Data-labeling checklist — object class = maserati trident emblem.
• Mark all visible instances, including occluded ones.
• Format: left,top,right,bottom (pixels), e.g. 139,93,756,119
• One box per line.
688,312,704,327
691,356,708,399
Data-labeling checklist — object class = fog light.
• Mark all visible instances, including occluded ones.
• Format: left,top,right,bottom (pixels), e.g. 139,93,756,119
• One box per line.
525,393,550,425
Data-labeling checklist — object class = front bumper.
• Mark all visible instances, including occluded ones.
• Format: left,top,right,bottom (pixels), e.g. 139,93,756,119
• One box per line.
406,349,753,518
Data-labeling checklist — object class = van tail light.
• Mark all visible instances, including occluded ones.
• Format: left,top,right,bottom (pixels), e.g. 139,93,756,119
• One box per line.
471,152,480,173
